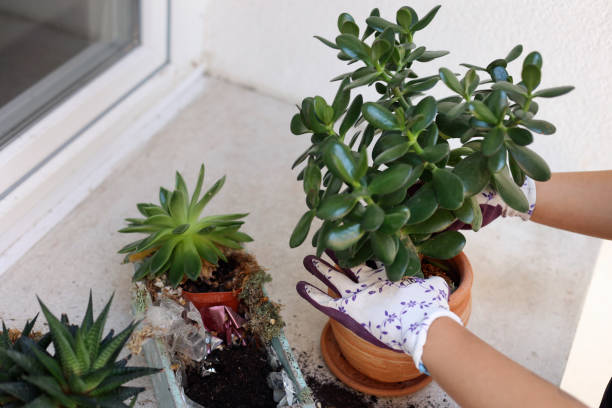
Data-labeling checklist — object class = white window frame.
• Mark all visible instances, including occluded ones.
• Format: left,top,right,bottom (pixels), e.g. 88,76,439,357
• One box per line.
0,1,168,196
0,0,208,273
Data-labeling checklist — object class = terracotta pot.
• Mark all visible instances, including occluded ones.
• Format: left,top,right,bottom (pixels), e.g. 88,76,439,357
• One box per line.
182,290,241,312
326,252,473,384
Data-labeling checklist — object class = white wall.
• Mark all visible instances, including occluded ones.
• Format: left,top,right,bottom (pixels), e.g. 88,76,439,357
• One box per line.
203,0,612,172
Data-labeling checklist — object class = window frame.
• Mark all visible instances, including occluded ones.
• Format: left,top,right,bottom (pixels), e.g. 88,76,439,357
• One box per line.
0,0,208,274
0,1,169,198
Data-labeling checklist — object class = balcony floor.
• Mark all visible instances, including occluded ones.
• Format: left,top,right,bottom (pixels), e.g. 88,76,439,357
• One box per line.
0,77,602,407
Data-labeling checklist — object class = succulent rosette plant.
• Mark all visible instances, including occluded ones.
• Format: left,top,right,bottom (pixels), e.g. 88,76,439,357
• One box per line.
289,5,573,280
0,293,159,407
119,164,253,287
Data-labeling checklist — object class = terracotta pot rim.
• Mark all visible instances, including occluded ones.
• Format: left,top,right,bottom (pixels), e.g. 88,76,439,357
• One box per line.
182,289,241,297
448,252,473,308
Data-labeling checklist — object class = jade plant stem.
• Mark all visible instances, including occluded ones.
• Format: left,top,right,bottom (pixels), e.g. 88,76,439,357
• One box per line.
423,317,587,408
531,171,612,240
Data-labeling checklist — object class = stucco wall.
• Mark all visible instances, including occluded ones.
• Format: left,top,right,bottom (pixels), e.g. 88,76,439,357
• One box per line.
203,0,612,172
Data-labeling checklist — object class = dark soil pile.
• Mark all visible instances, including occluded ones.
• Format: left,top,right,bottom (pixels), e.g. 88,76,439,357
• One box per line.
184,336,277,408
305,375,377,408
181,256,239,293
422,260,458,291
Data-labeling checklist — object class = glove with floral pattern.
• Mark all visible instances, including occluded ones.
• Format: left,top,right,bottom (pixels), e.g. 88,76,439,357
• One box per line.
296,255,462,374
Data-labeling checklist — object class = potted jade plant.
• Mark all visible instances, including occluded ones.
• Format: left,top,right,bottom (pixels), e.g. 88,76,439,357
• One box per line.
0,293,159,407
288,4,573,395
120,165,314,407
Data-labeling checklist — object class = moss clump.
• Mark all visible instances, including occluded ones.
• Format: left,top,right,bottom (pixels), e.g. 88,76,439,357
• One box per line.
234,251,285,343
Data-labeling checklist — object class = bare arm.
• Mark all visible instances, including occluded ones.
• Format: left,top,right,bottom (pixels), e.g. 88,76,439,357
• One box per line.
422,317,586,408
531,171,612,240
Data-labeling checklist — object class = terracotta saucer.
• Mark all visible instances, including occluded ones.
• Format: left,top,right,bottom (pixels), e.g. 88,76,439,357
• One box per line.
320,322,432,397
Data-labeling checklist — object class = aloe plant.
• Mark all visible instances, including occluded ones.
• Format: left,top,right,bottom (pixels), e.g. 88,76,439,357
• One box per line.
289,5,573,280
119,164,253,287
0,293,158,407
0,316,51,406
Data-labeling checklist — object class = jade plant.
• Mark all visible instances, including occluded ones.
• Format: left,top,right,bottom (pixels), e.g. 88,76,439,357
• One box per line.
289,5,573,280
0,293,158,407
119,164,253,287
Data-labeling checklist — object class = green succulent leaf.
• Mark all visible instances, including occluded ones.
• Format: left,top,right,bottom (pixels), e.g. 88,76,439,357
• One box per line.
487,147,507,173
520,118,556,135
482,127,505,156
506,141,551,181
326,223,365,251
24,376,77,408
370,231,398,265
289,211,315,248
507,128,533,146
379,206,410,234
417,50,449,62
534,86,574,98
362,204,385,231
336,34,371,63
365,16,402,33
396,7,413,30
454,199,475,224
317,194,358,221
362,102,400,130
439,68,463,96
412,5,441,31
453,152,490,196
412,96,437,133
368,164,413,195
469,101,498,125
419,231,465,259
373,142,410,166
523,51,543,69
491,82,528,97
323,141,358,186
492,167,529,212
508,153,526,186
385,244,409,281
470,197,483,231
405,183,438,225
505,44,523,62
290,113,310,135
403,209,456,234
462,69,480,96
340,95,363,136
432,169,464,210
522,64,541,92
331,78,351,121
420,143,450,163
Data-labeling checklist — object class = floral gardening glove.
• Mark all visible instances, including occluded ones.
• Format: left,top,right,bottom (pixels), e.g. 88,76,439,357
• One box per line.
296,255,462,374
449,177,537,231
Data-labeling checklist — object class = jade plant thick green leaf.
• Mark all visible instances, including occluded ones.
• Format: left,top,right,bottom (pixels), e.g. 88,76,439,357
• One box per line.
0,293,159,407
289,5,573,280
119,164,253,287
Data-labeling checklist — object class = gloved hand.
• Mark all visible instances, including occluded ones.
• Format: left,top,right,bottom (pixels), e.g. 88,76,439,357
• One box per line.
449,177,537,231
296,255,462,374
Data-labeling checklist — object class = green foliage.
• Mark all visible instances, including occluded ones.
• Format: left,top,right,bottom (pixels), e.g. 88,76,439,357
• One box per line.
0,316,51,406
289,5,573,280
0,293,159,407
119,164,253,287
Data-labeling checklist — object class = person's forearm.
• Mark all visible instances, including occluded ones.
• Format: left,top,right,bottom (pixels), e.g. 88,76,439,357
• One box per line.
531,171,612,240
422,317,586,408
